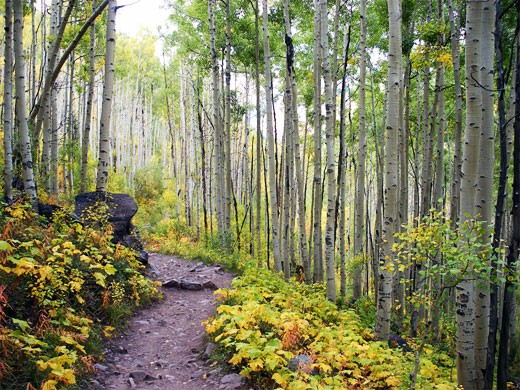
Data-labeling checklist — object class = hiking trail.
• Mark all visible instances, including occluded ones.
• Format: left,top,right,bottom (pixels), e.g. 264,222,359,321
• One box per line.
92,253,250,390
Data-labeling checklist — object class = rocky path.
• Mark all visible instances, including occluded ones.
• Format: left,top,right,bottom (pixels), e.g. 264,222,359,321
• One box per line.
91,253,249,390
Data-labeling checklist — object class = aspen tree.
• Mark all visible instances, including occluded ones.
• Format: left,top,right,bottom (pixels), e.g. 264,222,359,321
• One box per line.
81,0,98,193
419,64,432,219
431,0,446,337
457,0,482,386
254,0,262,266
209,0,224,233
375,0,402,341
319,0,337,302
13,0,37,207
283,0,310,282
280,92,292,278
224,0,232,233
475,0,494,386
448,0,463,226
312,0,323,283
338,20,351,297
3,0,14,202
95,0,117,192
353,0,367,301
263,0,282,273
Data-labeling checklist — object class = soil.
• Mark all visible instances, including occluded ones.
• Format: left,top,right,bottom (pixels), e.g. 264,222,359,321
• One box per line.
90,253,250,390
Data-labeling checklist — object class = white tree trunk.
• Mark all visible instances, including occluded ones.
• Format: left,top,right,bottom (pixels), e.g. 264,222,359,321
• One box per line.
13,0,37,206
353,0,367,300
95,0,117,192
457,0,482,387
319,0,337,302
263,0,282,273
81,0,98,193
3,0,14,202
474,1,494,387
312,0,323,283
375,0,401,341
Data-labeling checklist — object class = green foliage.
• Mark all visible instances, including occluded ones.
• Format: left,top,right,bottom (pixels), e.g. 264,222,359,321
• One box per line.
390,210,496,312
133,166,166,205
0,200,161,390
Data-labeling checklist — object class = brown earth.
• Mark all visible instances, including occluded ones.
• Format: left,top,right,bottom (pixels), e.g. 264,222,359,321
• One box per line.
90,253,250,390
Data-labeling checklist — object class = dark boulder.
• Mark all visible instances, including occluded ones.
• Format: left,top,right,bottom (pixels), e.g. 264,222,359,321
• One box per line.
74,192,148,264
38,202,62,222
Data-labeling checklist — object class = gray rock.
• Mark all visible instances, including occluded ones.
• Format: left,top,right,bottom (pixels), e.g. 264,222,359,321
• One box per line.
288,354,313,373
128,377,136,388
203,280,219,290
129,370,156,383
154,359,168,368
190,262,205,272
148,263,160,276
191,369,205,379
162,278,180,288
93,363,108,372
221,373,245,387
202,342,218,360
180,279,204,290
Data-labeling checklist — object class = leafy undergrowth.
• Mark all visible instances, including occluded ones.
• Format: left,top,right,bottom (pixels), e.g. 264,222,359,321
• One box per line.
204,268,457,389
0,200,162,390
144,221,456,390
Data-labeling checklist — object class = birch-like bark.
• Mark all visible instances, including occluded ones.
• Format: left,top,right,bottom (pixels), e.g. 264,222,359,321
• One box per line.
49,0,61,197
375,0,401,341
353,0,367,300
312,0,323,283
81,0,97,193
3,0,14,202
50,87,59,196
283,0,310,282
33,0,74,146
209,0,224,233
319,0,337,302
13,0,37,207
224,0,232,233
254,0,262,266
338,20,351,297
420,65,432,218
474,1,494,387
263,0,282,273
457,0,482,386
448,0,463,227
95,0,117,192
432,61,445,339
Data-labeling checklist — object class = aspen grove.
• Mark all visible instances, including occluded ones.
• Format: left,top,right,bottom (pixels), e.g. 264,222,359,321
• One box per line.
2,0,520,389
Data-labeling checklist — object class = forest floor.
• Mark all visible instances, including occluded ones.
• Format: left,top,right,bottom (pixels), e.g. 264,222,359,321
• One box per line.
90,253,251,390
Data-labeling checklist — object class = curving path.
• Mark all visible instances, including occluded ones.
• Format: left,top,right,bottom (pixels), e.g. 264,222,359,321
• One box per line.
91,253,249,390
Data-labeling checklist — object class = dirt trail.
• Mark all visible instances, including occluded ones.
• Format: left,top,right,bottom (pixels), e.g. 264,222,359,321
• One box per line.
91,253,249,390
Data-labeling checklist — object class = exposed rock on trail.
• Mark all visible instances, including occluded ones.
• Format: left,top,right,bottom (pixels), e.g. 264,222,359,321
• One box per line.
91,253,249,390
